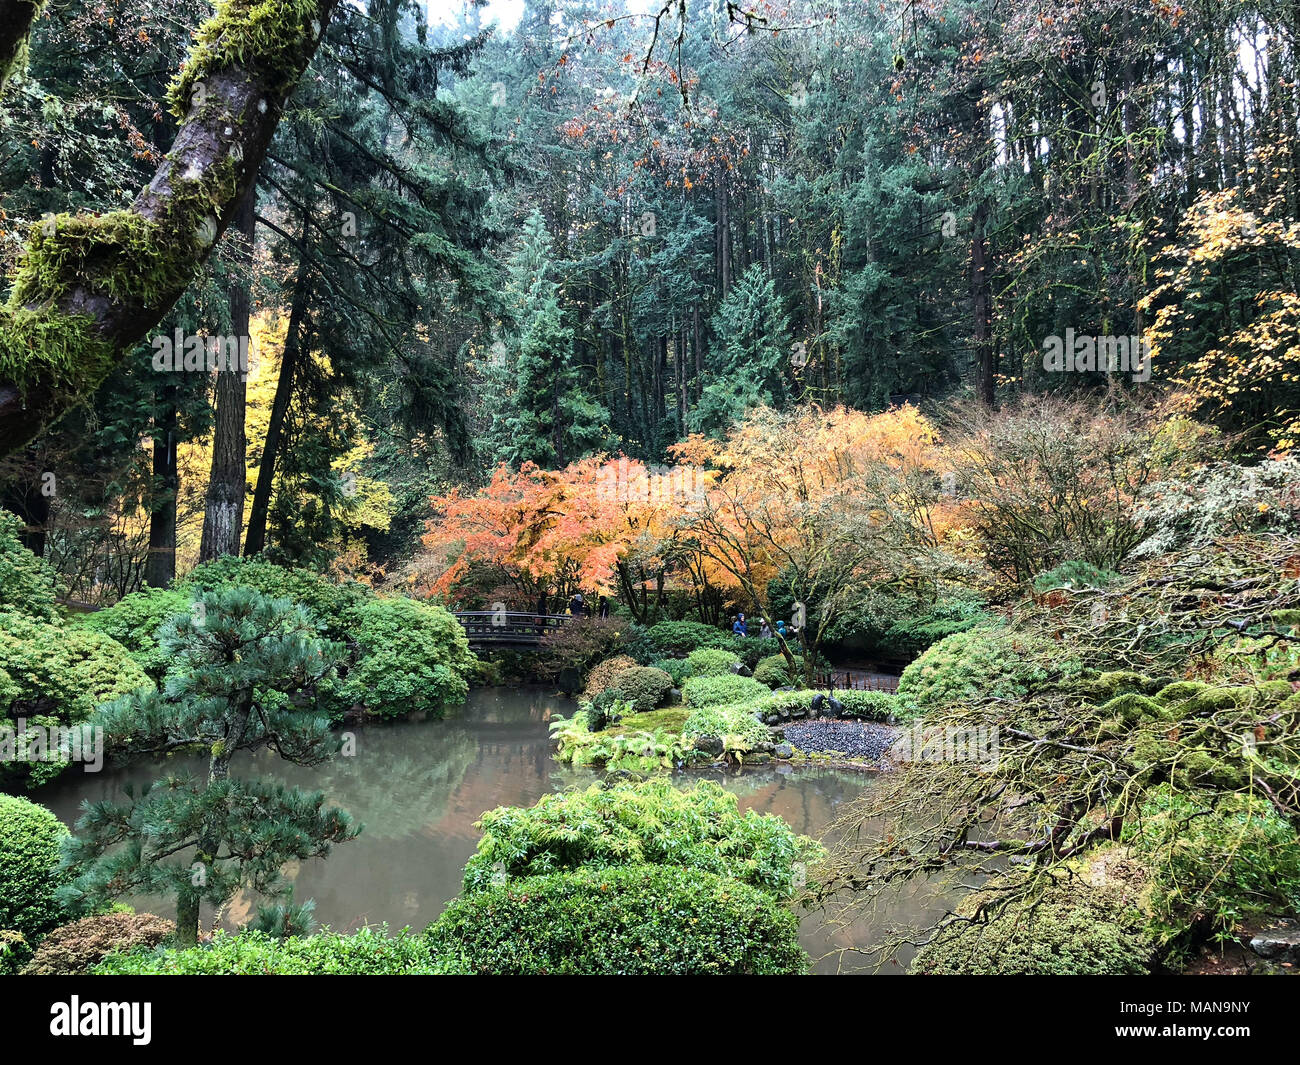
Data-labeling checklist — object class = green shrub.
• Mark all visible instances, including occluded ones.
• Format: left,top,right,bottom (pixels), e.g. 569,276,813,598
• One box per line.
681,702,774,751
630,620,734,661
685,647,739,677
462,778,820,898
730,635,785,668
0,794,70,939
828,689,898,720
0,509,60,621
752,650,831,688
896,625,1076,722
429,864,807,975
337,596,476,720
682,672,770,708
1128,785,1300,951
182,556,369,641
550,712,687,771
93,926,465,974
598,665,673,712
0,612,150,787
0,930,31,975
1031,560,1120,593
23,912,175,975
650,657,689,686
74,586,192,677
910,859,1153,975
583,654,639,697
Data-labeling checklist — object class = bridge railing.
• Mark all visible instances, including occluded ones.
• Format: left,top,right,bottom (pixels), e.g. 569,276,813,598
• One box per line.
453,611,571,644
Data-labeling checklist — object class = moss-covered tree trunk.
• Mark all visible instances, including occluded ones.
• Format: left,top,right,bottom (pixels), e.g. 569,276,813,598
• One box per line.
0,0,339,456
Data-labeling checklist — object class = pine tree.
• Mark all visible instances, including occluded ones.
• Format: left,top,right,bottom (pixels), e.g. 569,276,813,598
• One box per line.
60,587,358,947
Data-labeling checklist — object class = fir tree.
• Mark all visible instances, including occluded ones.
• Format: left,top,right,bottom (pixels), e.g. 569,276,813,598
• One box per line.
488,209,610,467
691,265,792,437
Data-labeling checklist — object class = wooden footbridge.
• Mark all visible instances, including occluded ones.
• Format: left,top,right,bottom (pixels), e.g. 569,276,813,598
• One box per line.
453,611,571,648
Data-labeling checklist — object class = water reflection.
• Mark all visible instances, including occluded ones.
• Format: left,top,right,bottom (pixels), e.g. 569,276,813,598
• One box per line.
39,687,946,974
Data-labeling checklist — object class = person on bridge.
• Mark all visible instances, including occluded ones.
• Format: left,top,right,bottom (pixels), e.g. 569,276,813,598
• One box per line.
732,613,748,636
569,592,585,616
598,595,610,619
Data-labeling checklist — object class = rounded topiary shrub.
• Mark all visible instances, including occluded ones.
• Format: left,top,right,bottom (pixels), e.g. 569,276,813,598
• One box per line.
183,556,370,642
23,911,175,975
583,654,639,698
338,596,477,720
0,613,151,786
682,672,770,708
685,647,739,677
0,794,70,939
462,779,820,897
895,625,1076,722
650,657,689,686
74,586,192,677
429,864,808,975
601,665,674,712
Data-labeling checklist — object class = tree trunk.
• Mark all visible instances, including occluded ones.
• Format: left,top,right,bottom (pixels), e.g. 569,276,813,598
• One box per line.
199,195,255,562
144,384,178,587
244,276,310,557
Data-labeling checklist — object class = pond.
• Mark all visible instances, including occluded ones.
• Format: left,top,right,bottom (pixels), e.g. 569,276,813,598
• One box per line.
37,687,950,974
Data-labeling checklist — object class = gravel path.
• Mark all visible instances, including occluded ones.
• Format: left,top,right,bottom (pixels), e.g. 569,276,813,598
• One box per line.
782,719,898,761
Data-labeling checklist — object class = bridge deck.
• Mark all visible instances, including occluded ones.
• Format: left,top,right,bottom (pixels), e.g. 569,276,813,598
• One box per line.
453,611,571,646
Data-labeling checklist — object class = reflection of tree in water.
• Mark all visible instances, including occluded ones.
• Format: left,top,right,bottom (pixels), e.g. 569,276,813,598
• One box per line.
269,726,480,843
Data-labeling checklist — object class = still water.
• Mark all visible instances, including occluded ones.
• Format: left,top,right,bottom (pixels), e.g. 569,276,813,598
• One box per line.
39,687,949,974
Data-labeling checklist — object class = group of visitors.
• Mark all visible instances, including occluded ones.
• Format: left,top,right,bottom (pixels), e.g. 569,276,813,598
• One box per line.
568,592,611,619
731,613,799,639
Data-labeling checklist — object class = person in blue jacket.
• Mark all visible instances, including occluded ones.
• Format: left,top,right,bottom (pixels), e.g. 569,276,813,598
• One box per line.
732,613,748,636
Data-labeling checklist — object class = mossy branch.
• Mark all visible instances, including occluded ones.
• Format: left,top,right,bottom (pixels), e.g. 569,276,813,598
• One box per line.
0,0,45,94
0,0,338,455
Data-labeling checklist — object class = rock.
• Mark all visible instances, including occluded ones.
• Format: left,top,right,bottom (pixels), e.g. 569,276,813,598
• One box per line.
754,741,775,754
693,734,725,756
730,663,753,677
778,705,792,720
791,706,807,719
668,687,682,703
557,667,581,696
775,743,793,758
764,712,781,725
1249,927,1300,963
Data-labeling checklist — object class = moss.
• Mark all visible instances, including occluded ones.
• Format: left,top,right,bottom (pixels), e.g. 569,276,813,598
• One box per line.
0,2,47,92
1,158,239,401
1072,670,1160,700
1151,680,1209,706
1099,692,1164,724
168,0,325,119
911,851,1154,975
604,705,691,737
